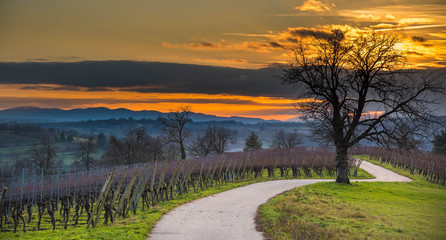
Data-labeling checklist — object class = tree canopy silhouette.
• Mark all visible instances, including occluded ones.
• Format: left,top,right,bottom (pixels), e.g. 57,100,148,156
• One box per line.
280,30,443,183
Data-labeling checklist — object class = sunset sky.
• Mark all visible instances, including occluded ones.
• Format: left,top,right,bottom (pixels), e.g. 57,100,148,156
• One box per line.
1,0,445,120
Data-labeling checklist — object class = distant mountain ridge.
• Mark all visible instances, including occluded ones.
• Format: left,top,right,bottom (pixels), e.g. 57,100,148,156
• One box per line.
0,107,274,124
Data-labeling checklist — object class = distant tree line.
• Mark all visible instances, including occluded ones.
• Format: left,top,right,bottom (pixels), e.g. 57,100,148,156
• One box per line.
2,107,305,176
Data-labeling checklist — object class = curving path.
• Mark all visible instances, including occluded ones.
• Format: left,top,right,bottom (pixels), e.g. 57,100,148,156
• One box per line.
148,160,411,240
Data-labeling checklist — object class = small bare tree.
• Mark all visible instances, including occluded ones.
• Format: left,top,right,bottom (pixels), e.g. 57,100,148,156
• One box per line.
77,133,96,171
280,30,443,183
189,132,214,156
159,106,191,159
211,125,233,154
189,125,233,156
151,136,166,161
102,128,154,165
26,136,57,174
271,129,302,149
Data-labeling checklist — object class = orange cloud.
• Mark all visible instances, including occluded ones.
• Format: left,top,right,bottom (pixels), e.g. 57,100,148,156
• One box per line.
190,58,269,69
366,111,385,118
162,40,290,53
163,17,446,69
358,14,381,21
162,42,179,49
385,14,396,20
295,0,335,12
398,18,434,25
370,23,396,29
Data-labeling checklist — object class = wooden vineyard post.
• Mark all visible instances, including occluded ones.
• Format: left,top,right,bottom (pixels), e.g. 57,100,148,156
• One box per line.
111,167,128,209
240,156,249,181
175,159,195,197
183,159,196,194
198,161,205,191
259,157,266,179
154,161,167,204
148,162,157,206
0,186,6,231
231,158,239,182
0,187,7,222
216,159,226,187
172,160,185,196
224,160,232,184
232,158,239,182
175,160,188,196
87,167,116,229
127,165,149,215
131,165,152,213
113,166,140,219
166,161,180,200
204,161,213,188
273,157,280,178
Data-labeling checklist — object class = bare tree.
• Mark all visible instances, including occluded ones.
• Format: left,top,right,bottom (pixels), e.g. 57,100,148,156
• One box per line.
77,133,96,171
25,136,57,174
189,132,214,156
102,128,154,165
211,125,233,154
96,132,107,149
270,129,302,149
280,30,443,183
163,142,181,160
159,106,191,159
189,125,233,156
151,136,166,161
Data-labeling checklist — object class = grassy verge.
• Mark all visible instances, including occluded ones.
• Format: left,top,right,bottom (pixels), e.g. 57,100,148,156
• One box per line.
1,168,371,239
258,158,446,240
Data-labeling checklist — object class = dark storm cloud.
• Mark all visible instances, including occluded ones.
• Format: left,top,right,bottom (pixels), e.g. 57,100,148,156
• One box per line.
26,58,50,62
411,36,427,43
407,51,424,56
288,28,332,40
269,41,284,48
0,96,289,107
85,87,114,92
435,61,446,66
20,85,85,91
0,96,136,109
198,42,218,47
236,108,295,116
52,86,85,91
20,85,54,90
0,61,297,98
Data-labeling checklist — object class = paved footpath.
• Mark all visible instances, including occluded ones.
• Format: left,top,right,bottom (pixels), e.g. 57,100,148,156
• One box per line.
148,160,411,240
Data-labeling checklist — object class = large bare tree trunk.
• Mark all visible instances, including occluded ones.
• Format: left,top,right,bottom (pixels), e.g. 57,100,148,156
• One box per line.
335,146,350,184
180,143,186,159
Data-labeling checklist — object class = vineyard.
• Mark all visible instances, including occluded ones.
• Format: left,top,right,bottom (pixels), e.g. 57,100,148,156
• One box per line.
0,147,444,234
352,147,446,185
